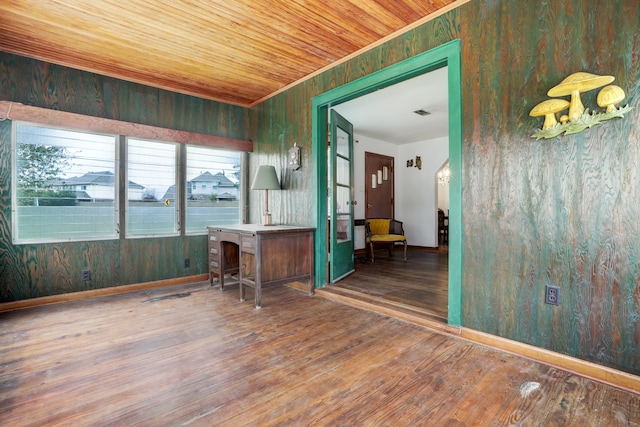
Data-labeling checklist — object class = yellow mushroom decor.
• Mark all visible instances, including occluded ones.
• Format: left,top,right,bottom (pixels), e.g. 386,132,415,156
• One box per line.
530,71,633,139
547,72,614,121
529,99,570,129
597,85,626,113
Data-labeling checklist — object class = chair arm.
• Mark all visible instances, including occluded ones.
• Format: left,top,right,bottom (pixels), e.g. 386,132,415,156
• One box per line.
364,221,373,240
389,219,404,236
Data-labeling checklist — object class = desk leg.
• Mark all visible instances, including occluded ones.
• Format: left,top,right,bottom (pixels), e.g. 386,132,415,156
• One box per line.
219,242,226,291
255,277,261,309
308,238,314,296
255,245,262,309
239,252,245,302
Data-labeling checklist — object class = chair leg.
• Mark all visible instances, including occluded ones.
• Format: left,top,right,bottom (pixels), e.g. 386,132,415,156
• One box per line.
369,242,375,262
403,241,407,261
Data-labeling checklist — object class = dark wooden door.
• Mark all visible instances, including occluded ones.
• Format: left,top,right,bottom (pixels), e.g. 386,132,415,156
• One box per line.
364,152,394,218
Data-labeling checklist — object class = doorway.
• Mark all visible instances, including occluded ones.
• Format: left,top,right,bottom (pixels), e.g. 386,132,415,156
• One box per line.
312,40,463,326
334,84,447,319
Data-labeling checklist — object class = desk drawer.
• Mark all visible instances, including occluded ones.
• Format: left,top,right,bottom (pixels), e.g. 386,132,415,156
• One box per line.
219,231,241,244
241,235,256,253
209,259,219,269
209,246,219,255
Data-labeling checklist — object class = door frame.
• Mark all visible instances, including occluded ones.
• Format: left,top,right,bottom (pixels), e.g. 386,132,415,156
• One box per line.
312,39,463,326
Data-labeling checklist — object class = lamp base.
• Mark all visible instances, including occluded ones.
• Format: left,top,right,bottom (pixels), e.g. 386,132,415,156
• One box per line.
262,213,276,226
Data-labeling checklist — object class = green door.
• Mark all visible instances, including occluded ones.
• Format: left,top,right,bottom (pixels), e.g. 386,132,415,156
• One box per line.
329,110,355,282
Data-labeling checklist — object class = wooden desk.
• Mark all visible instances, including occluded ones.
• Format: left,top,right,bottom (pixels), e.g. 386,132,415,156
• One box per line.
207,224,315,308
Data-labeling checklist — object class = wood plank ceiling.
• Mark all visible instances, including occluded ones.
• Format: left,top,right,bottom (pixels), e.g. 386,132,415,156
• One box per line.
0,0,464,107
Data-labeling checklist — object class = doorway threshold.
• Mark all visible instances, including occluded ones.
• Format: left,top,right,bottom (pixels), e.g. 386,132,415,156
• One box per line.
315,285,456,334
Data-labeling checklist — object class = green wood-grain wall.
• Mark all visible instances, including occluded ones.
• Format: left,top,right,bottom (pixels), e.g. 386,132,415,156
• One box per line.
0,53,249,301
251,0,640,375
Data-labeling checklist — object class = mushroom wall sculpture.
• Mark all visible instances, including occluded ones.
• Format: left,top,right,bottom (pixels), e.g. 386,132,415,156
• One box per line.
530,71,633,139
597,85,626,113
530,99,570,129
547,72,614,121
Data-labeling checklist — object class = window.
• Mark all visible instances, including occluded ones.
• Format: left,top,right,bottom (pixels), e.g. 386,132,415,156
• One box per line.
12,122,118,243
185,146,241,234
12,121,246,243
127,138,177,237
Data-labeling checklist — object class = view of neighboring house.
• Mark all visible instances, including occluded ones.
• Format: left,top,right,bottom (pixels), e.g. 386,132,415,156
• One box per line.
162,171,238,201
52,171,145,201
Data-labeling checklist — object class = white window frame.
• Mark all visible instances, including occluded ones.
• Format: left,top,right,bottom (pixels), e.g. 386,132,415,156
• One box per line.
125,137,180,239
11,121,120,244
184,146,245,236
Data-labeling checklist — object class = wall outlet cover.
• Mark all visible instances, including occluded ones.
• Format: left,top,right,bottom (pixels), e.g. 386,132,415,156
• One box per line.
545,285,560,305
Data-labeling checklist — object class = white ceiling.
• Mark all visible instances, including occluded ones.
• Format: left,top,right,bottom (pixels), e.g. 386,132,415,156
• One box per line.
333,66,448,144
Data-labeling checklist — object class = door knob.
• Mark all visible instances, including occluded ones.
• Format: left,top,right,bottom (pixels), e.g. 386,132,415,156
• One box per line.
367,203,372,209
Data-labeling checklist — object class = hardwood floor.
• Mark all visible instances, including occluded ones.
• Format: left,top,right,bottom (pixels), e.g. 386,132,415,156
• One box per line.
1,281,638,426
330,246,448,319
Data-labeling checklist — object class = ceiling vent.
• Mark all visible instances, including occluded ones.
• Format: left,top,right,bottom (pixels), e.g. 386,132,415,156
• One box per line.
413,109,431,116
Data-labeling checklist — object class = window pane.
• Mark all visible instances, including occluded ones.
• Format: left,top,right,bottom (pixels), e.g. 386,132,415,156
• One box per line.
336,214,351,242
336,156,350,186
127,139,177,236
336,125,349,158
13,122,117,243
186,146,241,233
336,185,351,214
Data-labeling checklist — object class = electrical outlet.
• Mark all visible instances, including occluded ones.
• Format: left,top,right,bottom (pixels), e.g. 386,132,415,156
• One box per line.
81,269,91,281
184,258,190,268
545,285,560,305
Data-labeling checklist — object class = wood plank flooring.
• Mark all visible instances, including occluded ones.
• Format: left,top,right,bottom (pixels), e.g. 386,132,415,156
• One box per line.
332,247,448,319
1,281,639,426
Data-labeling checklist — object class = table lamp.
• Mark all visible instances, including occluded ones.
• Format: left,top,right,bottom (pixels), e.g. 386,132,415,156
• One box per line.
251,165,280,225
